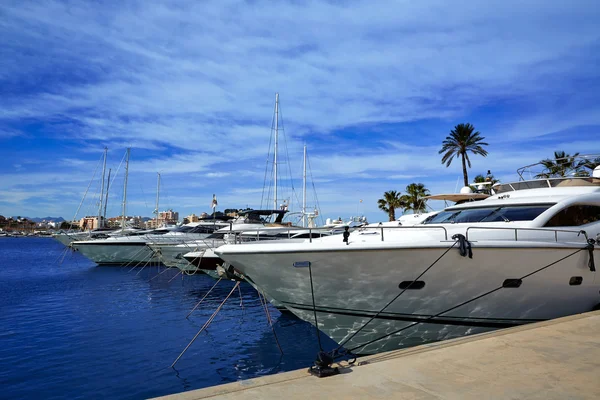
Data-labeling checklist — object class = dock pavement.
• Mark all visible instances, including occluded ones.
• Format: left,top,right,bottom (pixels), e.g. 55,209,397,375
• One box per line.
155,311,600,399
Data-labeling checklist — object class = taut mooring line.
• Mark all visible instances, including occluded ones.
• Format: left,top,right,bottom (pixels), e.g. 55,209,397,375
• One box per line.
171,281,240,368
186,278,223,319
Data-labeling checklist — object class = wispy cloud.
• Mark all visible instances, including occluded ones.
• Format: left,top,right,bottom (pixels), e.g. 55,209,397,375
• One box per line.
0,0,599,221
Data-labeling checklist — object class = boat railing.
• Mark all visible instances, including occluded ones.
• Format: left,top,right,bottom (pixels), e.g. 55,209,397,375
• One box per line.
465,226,589,243
224,224,449,243
515,154,600,181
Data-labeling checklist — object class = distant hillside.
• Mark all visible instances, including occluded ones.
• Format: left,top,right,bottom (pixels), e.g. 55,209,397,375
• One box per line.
23,217,66,223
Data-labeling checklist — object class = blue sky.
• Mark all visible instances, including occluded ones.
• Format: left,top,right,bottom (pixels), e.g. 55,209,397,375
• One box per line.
1,0,599,224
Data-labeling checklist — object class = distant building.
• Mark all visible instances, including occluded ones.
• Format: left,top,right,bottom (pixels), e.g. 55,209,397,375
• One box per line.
106,216,143,229
146,209,179,229
79,216,103,230
160,209,179,225
186,213,200,223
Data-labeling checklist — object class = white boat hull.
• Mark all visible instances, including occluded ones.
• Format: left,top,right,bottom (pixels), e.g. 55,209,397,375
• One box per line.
72,241,157,265
218,242,599,354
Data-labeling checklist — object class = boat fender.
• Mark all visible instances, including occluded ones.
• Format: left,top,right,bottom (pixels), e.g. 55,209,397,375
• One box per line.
342,226,350,245
452,233,473,259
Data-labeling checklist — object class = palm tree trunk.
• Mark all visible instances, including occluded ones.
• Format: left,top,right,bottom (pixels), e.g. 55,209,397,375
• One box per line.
389,207,395,222
461,152,469,187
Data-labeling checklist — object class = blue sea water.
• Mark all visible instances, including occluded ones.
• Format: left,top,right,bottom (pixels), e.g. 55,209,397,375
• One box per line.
0,238,336,399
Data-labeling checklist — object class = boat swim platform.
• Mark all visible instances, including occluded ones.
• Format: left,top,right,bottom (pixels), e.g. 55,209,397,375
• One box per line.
155,311,600,399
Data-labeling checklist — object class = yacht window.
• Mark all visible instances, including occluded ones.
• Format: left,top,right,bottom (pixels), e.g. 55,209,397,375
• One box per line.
188,226,217,234
422,211,457,224
291,232,328,239
423,205,552,224
544,205,600,227
207,233,225,239
480,206,552,222
175,226,193,233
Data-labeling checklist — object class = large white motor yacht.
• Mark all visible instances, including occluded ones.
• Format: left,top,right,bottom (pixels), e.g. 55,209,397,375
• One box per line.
71,221,228,265
215,164,600,355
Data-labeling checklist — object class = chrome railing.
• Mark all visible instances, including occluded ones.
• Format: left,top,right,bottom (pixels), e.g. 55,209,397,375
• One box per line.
466,226,589,243
223,224,449,243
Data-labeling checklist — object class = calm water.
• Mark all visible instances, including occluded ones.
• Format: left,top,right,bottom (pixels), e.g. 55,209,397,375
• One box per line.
0,238,336,399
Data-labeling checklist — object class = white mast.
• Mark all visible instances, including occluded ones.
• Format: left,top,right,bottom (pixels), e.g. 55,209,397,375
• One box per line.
155,172,161,227
303,145,307,227
98,147,107,229
103,168,111,221
273,93,279,210
121,148,130,231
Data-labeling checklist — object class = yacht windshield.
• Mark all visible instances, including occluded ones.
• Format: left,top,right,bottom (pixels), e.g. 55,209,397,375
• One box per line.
422,204,553,224
174,226,194,233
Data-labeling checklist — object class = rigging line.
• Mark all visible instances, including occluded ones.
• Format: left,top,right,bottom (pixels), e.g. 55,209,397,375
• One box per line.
278,105,301,211
307,261,323,352
71,152,104,224
140,183,149,212
307,154,324,226
171,281,240,368
261,106,276,209
335,239,459,351
346,246,587,355
104,150,126,218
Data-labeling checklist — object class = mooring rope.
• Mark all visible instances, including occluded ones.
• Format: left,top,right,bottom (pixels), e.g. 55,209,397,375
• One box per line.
332,238,461,354
186,278,223,319
171,281,240,368
258,290,284,355
307,259,323,352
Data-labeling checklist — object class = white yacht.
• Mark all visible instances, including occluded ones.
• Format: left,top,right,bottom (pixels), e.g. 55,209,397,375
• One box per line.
71,221,229,265
215,164,600,355
180,209,310,274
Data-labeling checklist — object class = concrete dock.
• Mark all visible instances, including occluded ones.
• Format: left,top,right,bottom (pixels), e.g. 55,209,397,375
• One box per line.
156,311,600,399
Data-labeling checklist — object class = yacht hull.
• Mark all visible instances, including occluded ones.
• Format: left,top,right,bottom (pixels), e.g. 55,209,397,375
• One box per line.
217,242,599,354
183,249,221,271
53,232,89,246
72,242,157,265
149,243,199,269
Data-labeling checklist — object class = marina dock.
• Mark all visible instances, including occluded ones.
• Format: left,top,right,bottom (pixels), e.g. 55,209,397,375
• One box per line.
156,311,600,399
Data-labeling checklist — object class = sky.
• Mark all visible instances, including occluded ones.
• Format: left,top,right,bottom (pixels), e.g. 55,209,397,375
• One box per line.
1,0,599,224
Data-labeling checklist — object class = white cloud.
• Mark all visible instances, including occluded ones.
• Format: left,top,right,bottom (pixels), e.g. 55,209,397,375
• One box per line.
1,0,599,221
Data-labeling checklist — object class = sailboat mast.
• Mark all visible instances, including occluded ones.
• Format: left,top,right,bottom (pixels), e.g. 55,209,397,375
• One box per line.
121,148,130,231
98,147,107,228
303,145,307,227
103,168,111,221
155,172,161,227
273,92,279,210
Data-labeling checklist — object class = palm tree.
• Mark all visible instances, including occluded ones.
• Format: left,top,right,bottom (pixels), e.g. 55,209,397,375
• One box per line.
534,151,581,178
401,183,430,213
578,156,600,176
439,123,489,187
377,190,404,221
